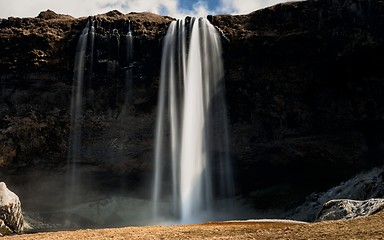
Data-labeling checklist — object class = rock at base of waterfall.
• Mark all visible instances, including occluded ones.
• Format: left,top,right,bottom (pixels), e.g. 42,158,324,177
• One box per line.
316,198,384,221
0,219,13,235
0,182,24,234
289,168,384,221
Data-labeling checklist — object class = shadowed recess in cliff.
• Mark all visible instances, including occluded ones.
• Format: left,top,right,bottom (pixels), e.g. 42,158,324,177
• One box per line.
153,17,235,224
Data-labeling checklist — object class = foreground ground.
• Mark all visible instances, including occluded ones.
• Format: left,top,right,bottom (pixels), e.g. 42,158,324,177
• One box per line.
4,211,384,240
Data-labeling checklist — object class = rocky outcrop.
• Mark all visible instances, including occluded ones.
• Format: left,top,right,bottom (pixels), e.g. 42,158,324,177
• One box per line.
317,198,384,221
0,182,23,234
290,167,384,221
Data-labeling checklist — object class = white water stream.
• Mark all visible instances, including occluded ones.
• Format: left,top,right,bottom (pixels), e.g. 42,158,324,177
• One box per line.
153,17,234,223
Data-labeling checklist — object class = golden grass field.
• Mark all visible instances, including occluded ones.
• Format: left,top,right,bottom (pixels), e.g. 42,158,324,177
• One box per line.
3,210,384,240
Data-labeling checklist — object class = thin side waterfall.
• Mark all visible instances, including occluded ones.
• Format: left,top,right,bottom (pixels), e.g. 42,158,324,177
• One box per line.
87,22,95,90
116,21,134,192
66,20,94,223
153,17,234,223
124,21,133,107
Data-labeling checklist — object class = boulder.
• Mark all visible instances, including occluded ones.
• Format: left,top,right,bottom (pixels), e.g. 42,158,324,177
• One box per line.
290,168,384,221
0,182,23,234
0,219,12,236
316,198,384,221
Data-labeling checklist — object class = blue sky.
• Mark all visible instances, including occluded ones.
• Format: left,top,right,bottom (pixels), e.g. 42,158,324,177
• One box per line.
0,0,292,19
178,0,220,11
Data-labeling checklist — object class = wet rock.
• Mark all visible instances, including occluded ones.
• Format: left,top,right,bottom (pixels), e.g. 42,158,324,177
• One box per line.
0,219,12,235
317,198,384,221
290,168,384,221
0,182,23,234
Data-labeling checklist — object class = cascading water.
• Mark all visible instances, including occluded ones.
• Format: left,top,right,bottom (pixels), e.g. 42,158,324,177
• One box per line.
115,22,134,191
153,17,234,223
124,21,133,107
66,19,95,222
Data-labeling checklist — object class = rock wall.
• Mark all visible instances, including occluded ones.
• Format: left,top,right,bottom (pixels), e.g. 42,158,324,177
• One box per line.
1,0,384,217
214,0,384,210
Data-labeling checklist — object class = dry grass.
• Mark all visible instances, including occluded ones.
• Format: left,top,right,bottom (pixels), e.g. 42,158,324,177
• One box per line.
3,210,384,240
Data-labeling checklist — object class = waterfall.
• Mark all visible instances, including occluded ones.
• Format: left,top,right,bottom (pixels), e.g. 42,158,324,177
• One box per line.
153,17,234,223
124,21,133,107
66,20,95,223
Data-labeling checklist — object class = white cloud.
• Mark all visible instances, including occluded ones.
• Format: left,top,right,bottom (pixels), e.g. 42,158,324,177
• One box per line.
0,0,105,18
0,0,291,19
175,1,210,18
217,0,292,15
0,0,190,18
104,0,179,15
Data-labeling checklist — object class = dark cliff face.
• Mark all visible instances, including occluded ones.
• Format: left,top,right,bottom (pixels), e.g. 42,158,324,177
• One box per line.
215,0,384,209
1,0,384,217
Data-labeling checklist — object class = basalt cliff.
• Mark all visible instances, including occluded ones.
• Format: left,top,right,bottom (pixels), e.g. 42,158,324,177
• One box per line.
1,0,384,225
